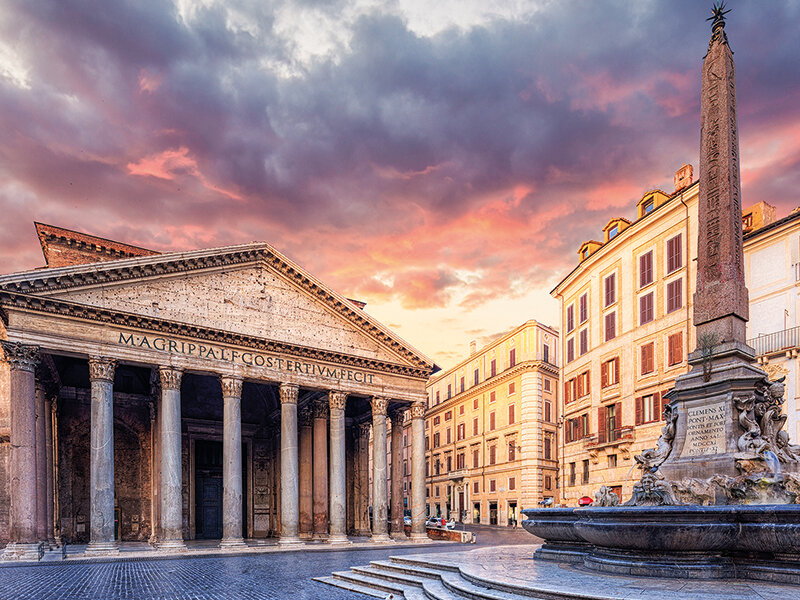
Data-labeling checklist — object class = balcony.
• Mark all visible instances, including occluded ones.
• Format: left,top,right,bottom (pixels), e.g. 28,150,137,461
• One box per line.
448,469,469,481
748,326,800,357
585,426,634,449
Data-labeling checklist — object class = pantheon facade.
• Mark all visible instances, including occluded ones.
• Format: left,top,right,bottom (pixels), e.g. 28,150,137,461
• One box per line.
0,223,435,559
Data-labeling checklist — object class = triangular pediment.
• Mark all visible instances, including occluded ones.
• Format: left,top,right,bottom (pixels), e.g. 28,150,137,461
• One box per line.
0,243,434,371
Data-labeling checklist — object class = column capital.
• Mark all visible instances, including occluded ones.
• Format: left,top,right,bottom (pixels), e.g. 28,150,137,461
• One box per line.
328,390,347,412
279,382,299,405
370,396,388,416
158,366,183,390
358,421,372,438
410,401,426,420
313,398,329,419
299,405,314,427
219,374,243,398
88,356,116,383
0,341,39,372
390,407,407,426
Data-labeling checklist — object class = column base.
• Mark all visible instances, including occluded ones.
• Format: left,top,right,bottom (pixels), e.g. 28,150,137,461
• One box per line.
219,538,249,551
370,533,393,543
157,539,188,553
409,532,429,543
2,542,44,561
311,532,328,542
278,536,304,547
390,532,408,541
85,541,120,556
327,534,352,545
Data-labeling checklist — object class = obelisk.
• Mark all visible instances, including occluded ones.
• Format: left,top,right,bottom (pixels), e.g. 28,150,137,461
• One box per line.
655,4,773,485
693,2,749,348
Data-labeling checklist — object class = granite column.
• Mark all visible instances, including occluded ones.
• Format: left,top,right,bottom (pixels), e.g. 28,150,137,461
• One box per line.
0,342,41,560
327,391,349,544
370,397,391,543
220,375,247,550
298,406,313,537
410,401,427,542
278,383,302,545
86,356,118,555
34,382,48,545
44,394,56,546
356,422,371,535
390,409,406,539
158,366,186,552
312,399,329,540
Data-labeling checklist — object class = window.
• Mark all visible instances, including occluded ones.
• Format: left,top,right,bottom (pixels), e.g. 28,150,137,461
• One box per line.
564,378,576,404
509,476,516,491
433,432,440,448
473,397,479,410
642,196,654,215
608,224,618,239
667,234,683,274
569,462,576,486
544,398,552,422
473,417,479,436
425,436,429,450
436,391,440,404
636,392,661,425
473,448,480,468
508,382,516,395
566,338,575,362
544,435,552,460
445,410,452,421
544,378,551,392
434,458,440,475
604,273,616,307
566,305,575,333
579,329,588,355
446,428,451,444
598,403,621,443
489,411,496,431
608,454,618,468
457,452,465,469
667,279,683,313
460,377,465,393
433,416,440,426
490,479,496,492
459,404,465,415
489,446,496,465
473,480,479,494
604,312,616,341
601,357,619,388
668,332,683,366
640,292,654,325
508,442,516,461
582,459,590,484
543,344,550,363
509,348,516,367
473,368,479,386
457,423,465,441
435,485,440,497
446,456,452,472
490,359,497,377
508,404,516,425
544,475,551,491
641,342,655,375
639,251,654,288
489,391,496,403
447,384,452,399
579,293,588,323
577,370,590,397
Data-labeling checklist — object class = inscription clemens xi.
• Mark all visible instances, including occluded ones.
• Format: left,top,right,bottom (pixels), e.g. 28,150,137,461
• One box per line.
681,402,727,457
116,331,375,384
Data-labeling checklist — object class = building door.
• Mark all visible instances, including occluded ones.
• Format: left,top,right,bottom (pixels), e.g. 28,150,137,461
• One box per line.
489,502,498,525
196,440,223,539
508,501,517,527
473,503,481,524
458,491,465,522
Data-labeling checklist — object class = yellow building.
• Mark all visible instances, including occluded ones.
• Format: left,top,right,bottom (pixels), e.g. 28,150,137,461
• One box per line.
424,320,558,526
552,163,785,505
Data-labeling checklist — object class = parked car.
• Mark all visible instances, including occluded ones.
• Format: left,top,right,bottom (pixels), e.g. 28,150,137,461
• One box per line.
444,519,456,530
404,516,412,526
425,516,441,527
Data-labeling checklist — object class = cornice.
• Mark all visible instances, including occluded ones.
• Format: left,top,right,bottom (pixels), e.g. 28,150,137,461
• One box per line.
426,360,558,415
0,289,433,379
0,243,434,371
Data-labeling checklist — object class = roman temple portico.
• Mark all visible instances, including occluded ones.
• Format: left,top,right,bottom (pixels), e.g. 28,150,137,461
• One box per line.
0,224,435,558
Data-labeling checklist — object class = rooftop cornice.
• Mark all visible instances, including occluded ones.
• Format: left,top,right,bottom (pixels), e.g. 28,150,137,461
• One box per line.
0,289,434,379
0,242,435,371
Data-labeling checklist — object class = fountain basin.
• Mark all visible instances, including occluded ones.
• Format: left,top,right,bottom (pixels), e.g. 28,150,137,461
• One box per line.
523,505,800,583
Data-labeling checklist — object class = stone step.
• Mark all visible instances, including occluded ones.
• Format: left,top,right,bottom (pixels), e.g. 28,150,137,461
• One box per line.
351,564,428,587
332,569,413,597
40,547,66,562
439,572,535,600
369,559,443,579
390,555,461,573
313,575,395,599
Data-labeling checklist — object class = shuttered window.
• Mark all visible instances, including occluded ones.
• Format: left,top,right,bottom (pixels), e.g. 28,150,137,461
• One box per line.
636,392,662,425
604,312,616,341
668,332,683,366
667,279,683,313
604,273,616,307
667,234,683,274
641,342,655,375
639,251,654,287
639,292,654,324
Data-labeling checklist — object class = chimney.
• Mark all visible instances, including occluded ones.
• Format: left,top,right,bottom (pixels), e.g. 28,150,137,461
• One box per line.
674,163,693,193
469,341,477,356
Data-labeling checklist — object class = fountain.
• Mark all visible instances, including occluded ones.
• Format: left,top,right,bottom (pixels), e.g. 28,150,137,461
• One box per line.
523,3,800,584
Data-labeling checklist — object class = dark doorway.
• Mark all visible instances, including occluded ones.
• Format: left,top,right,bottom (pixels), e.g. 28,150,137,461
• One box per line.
194,440,248,540
489,502,498,525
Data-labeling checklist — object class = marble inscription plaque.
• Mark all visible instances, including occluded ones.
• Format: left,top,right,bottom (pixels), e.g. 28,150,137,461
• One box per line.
680,401,727,457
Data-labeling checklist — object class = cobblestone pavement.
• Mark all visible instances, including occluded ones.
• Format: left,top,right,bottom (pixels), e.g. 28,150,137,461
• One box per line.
0,527,530,600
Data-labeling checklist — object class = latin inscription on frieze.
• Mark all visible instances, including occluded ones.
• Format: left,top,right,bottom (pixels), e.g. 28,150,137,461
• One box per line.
680,402,727,457
116,331,375,384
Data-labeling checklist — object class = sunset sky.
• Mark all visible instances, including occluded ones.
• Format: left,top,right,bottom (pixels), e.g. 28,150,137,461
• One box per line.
1,1,799,369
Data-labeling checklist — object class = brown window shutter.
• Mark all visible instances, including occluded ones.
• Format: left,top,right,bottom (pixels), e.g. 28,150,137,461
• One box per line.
654,392,661,420
598,406,606,444
586,371,591,395
616,402,622,428
614,356,620,381
635,396,642,425
601,363,608,388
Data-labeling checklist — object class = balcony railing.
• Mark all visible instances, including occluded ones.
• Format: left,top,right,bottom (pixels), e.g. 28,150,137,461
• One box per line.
748,326,800,357
585,426,634,448
448,469,468,480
